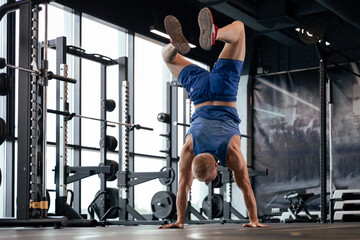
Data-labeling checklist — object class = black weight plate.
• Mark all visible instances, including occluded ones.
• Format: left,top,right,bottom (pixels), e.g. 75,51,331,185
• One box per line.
202,194,224,218
151,191,176,219
212,172,223,188
0,73,11,96
159,166,175,186
104,135,118,151
0,117,6,145
98,160,119,181
105,99,116,112
37,121,43,145
0,74,5,96
0,58,5,69
92,188,119,219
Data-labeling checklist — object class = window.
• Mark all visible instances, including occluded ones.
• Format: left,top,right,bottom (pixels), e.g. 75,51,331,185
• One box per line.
80,15,126,215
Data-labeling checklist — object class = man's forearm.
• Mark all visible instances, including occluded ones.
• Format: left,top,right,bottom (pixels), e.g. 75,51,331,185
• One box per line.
242,184,258,222
233,176,258,222
176,185,188,223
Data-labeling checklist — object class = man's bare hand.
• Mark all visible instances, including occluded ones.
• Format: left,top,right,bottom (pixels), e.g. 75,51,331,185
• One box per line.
243,221,269,228
158,222,184,229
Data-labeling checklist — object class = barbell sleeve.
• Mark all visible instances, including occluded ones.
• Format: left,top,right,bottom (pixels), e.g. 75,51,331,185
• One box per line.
240,134,252,139
48,72,77,84
133,125,154,131
172,121,190,127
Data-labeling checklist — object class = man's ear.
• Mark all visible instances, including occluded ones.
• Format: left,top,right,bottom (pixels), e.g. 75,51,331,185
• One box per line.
215,161,218,168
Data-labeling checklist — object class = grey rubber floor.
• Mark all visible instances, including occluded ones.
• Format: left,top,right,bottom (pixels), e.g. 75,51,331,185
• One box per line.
0,223,360,240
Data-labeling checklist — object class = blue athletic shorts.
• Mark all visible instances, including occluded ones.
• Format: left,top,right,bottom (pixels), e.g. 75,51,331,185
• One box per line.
178,58,244,105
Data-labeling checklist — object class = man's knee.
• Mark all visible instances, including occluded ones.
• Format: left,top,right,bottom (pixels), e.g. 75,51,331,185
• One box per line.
232,20,244,31
232,21,244,38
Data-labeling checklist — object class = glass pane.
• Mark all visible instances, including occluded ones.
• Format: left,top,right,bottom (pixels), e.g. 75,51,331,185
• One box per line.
134,36,171,156
38,4,74,44
134,157,166,214
81,59,101,148
80,150,101,217
82,17,125,59
81,16,126,149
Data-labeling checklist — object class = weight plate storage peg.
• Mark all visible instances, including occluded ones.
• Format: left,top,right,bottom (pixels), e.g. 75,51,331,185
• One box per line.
159,166,175,186
202,194,224,218
151,191,176,220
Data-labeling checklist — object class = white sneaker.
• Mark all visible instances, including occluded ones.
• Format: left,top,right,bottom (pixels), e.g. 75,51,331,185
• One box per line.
198,7,218,51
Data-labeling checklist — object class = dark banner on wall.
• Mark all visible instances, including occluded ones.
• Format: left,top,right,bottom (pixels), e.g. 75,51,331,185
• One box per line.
252,66,360,216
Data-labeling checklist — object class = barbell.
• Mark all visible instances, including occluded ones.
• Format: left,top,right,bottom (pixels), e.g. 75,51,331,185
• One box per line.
0,57,77,84
47,109,153,131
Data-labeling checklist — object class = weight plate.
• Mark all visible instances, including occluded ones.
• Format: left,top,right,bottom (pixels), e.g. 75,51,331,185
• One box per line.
105,99,116,112
0,73,11,96
202,194,224,218
159,166,175,186
98,160,119,181
212,172,223,188
0,117,6,145
37,121,43,145
92,188,119,219
0,58,5,69
104,135,118,151
151,191,176,219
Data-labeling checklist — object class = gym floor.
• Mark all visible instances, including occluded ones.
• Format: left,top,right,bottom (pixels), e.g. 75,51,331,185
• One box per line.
0,223,359,240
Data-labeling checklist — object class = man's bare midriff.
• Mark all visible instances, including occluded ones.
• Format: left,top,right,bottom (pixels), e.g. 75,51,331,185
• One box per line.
195,101,236,109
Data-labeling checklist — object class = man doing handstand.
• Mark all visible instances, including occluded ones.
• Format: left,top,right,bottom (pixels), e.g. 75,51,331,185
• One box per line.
159,7,269,229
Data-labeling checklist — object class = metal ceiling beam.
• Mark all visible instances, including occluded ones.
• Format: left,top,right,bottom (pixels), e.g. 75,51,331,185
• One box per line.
198,1,301,47
316,0,360,30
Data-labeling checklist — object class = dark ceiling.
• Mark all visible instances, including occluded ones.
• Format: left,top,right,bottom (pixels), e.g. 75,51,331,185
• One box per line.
55,0,360,66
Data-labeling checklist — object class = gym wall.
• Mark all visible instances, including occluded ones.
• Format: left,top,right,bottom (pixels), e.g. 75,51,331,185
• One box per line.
252,66,360,216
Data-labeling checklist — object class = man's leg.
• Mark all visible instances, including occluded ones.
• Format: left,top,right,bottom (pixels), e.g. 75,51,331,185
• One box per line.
162,43,192,79
217,21,245,61
162,15,193,79
198,8,245,61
